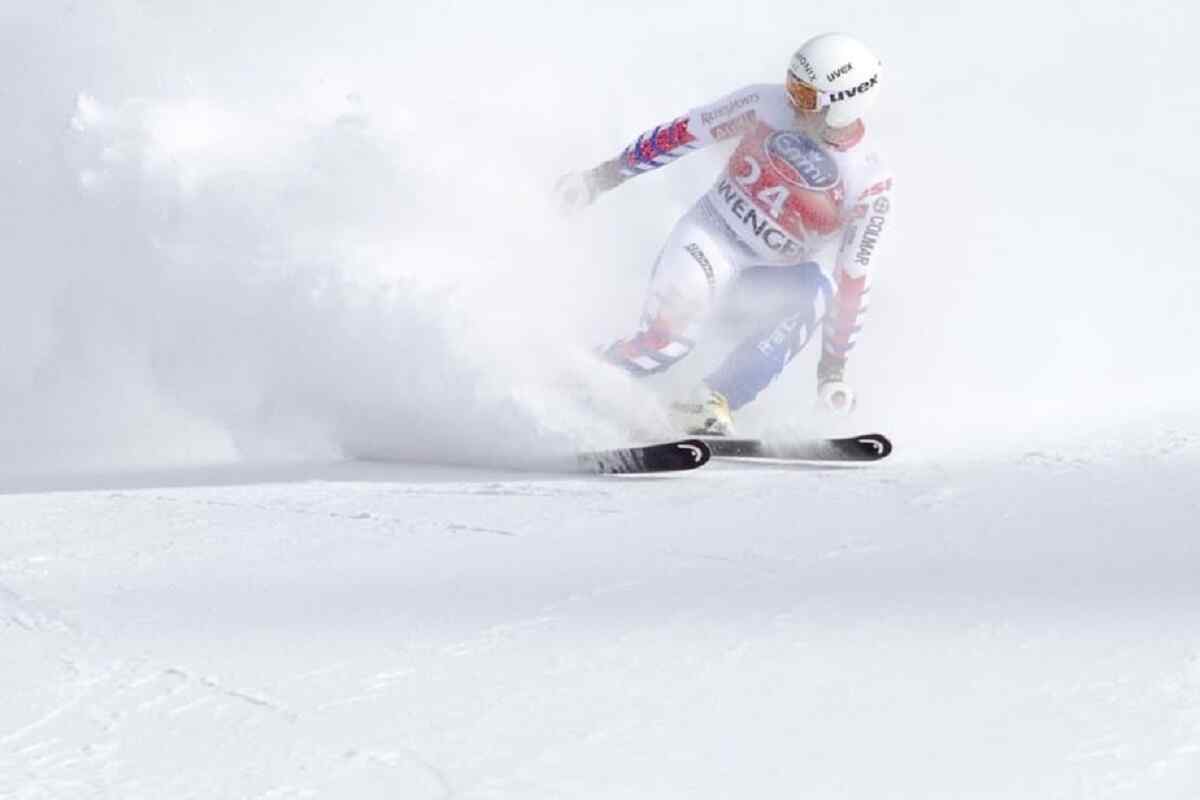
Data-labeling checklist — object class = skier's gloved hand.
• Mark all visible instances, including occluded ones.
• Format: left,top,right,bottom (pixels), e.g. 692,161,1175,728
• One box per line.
817,380,857,415
816,357,856,415
554,161,626,215
553,170,599,214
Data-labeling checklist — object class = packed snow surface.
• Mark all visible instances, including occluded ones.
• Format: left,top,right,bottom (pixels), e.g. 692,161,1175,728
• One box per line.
3,0,1199,797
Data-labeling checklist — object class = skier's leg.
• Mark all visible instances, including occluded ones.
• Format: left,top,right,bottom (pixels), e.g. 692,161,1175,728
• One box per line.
603,204,737,375
705,264,833,411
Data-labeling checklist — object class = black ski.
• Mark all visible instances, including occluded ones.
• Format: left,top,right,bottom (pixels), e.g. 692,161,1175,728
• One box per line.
579,438,712,474
701,433,892,462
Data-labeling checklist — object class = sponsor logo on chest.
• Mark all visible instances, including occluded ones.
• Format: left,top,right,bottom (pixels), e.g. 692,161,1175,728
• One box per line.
765,131,840,190
708,123,848,257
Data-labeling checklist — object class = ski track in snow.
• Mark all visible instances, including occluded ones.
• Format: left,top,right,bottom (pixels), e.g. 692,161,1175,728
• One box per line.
2,432,1200,798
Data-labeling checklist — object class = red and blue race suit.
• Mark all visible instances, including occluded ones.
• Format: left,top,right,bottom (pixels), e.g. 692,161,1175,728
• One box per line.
596,83,895,410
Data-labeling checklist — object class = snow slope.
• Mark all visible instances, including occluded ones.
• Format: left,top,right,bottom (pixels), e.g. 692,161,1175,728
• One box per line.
2,0,1199,796
3,426,1200,798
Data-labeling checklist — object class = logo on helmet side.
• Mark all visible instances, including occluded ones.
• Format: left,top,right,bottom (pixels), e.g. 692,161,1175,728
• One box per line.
765,132,840,190
793,54,817,81
826,63,853,82
828,74,878,103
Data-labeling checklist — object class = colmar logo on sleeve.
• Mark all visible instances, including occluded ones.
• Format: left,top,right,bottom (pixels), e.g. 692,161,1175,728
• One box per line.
854,195,890,267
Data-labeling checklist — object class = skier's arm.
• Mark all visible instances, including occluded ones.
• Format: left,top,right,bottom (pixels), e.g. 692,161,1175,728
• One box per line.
558,85,766,209
820,175,895,392
592,113,702,191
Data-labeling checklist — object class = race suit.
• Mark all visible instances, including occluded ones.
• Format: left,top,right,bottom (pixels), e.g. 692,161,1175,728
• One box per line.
598,83,895,410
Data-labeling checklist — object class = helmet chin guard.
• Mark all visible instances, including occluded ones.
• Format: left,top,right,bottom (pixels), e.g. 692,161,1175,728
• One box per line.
787,33,882,128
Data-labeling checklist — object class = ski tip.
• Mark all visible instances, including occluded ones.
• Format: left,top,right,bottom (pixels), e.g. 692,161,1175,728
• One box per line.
673,438,713,469
846,433,893,460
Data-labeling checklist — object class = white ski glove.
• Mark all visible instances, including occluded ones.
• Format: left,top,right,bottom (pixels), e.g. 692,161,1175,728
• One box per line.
816,359,856,415
817,379,857,415
554,161,626,214
553,170,599,214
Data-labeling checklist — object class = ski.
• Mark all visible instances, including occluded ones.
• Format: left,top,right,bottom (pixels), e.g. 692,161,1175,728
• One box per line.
700,432,893,462
579,438,711,474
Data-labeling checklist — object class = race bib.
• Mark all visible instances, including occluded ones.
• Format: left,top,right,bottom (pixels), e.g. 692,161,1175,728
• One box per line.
709,122,846,261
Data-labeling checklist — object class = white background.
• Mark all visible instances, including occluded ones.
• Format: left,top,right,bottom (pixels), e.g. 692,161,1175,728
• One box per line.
1,1,1198,797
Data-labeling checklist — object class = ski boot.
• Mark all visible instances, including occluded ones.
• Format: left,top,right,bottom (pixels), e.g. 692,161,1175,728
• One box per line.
671,385,735,436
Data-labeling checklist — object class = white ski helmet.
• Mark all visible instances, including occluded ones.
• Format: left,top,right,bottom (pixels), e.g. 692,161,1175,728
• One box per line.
786,33,883,128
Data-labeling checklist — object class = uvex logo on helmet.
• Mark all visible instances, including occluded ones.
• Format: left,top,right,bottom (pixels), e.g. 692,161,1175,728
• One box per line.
789,33,882,127
829,74,878,104
826,63,852,82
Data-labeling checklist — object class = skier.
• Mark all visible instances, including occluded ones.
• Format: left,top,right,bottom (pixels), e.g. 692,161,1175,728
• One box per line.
556,32,895,436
